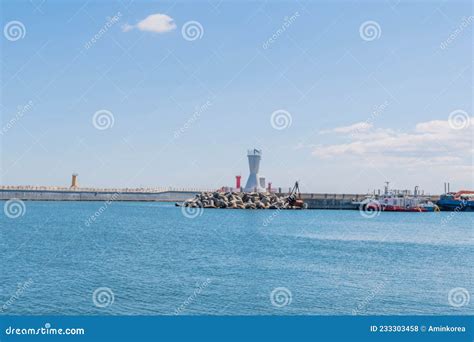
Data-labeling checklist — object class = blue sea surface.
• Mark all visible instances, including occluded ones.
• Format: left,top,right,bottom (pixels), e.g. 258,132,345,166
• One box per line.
1,201,473,315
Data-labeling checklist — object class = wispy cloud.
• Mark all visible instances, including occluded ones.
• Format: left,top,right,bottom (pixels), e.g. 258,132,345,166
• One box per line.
310,118,473,169
122,13,176,33
319,121,373,134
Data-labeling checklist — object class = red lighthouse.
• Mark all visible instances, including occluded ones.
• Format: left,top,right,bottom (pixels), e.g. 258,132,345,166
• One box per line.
235,175,242,190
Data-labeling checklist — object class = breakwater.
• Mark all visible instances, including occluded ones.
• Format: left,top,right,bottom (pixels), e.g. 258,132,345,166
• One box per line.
302,193,439,210
302,193,365,210
180,191,303,209
0,186,439,210
0,187,202,202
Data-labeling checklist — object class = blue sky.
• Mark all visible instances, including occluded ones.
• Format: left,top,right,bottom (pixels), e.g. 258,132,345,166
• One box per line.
1,0,472,194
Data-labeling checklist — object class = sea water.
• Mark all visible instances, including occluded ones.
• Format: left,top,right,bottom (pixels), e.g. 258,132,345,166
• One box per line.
1,201,472,315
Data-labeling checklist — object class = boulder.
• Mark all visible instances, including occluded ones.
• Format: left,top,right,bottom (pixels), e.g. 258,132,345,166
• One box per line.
181,190,302,210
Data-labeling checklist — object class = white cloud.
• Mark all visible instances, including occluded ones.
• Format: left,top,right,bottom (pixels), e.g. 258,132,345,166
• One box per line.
311,118,473,168
122,23,134,32
319,121,373,134
122,13,176,33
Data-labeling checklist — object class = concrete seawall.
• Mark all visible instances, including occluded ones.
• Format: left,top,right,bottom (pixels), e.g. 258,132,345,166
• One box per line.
0,188,440,210
0,188,365,209
0,189,199,202
302,193,439,209
302,194,363,210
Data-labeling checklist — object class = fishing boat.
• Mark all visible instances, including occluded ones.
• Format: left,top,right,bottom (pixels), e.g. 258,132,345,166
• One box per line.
437,190,474,211
357,182,439,213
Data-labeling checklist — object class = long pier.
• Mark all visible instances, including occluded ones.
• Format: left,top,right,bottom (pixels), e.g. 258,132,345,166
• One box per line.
0,186,207,203
0,186,439,210
301,193,366,210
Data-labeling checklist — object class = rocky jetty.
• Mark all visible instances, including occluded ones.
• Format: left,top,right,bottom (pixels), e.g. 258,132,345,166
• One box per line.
178,191,304,210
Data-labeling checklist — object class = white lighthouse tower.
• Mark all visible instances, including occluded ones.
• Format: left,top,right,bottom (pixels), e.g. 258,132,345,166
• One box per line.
244,149,264,192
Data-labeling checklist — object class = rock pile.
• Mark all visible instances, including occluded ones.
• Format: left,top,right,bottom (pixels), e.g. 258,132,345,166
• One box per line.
178,191,304,209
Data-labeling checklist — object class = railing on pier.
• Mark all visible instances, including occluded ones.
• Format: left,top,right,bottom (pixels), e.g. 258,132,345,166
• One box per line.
0,185,216,194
